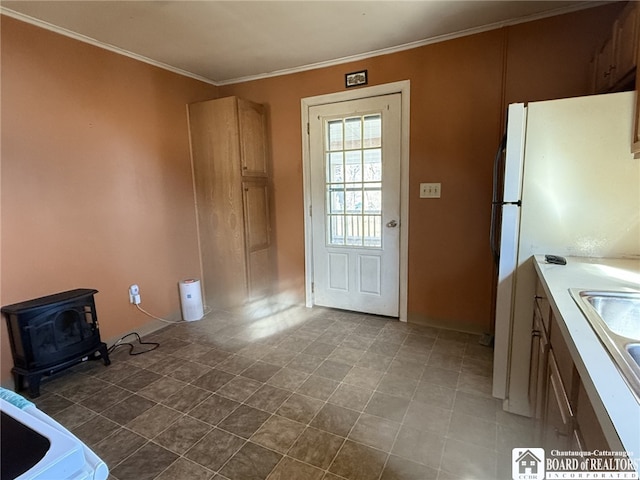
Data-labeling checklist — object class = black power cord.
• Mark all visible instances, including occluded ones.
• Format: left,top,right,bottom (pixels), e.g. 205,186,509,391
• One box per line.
107,332,159,356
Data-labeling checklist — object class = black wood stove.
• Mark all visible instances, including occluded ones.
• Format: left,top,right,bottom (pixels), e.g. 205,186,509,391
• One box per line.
1,289,110,397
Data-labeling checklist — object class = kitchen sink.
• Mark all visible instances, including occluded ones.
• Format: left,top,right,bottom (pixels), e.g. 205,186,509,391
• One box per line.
570,289,640,401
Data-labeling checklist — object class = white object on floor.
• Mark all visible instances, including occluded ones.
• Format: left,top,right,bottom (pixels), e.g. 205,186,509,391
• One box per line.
0,396,108,480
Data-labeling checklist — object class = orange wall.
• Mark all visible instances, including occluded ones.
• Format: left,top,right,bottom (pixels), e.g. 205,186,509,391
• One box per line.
1,16,217,387
219,4,621,330
0,4,622,387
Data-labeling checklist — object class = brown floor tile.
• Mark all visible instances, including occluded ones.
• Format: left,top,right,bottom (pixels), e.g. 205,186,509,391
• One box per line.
167,360,212,383
216,375,263,402
161,384,211,412
33,392,74,415
216,354,257,374
447,411,497,449
191,368,235,392
310,403,360,437
245,384,291,413
328,383,373,412
364,392,409,423
185,428,245,471
71,414,121,448
296,375,340,401
452,390,499,421
251,415,305,453
440,438,497,479
428,353,463,372
349,413,400,451
138,376,186,402
356,351,393,372
126,404,182,439
154,415,212,454
420,366,460,389
413,381,455,409
266,456,324,480
288,426,344,469
381,454,439,480
267,367,309,390
392,425,445,468
288,353,325,373
276,393,324,424
154,457,214,480
368,339,401,357
92,427,147,467
110,441,178,480
403,401,451,436
219,441,282,480
376,373,418,399
241,361,282,382
101,393,156,425
329,440,387,480
217,404,271,438
51,403,97,430
328,346,365,365
189,393,241,426
314,360,353,381
343,367,383,390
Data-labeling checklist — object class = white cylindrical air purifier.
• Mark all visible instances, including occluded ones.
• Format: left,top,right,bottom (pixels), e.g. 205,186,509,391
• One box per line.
179,278,204,321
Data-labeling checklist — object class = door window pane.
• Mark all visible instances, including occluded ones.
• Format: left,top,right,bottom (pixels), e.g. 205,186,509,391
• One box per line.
328,152,344,182
363,149,381,181
344,118,362,150
363,115,381,148
327,121,343,151
325,113,382,248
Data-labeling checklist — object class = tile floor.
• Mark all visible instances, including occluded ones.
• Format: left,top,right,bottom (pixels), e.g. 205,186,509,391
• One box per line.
31,305,534,480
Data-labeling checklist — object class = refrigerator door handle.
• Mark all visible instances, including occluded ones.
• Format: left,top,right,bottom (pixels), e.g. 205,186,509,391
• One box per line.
490,203,500,264
490,134,507,264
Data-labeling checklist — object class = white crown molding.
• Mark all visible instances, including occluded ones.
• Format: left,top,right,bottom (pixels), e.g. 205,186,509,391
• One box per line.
2,1,605,87
0,6,219,86
218,1,605,85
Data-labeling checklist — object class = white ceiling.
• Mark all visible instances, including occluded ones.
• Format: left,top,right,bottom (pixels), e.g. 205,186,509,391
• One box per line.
1,1,601,85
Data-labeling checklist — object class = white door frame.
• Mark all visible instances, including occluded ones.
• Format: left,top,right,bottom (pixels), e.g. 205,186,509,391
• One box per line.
301,80,410,321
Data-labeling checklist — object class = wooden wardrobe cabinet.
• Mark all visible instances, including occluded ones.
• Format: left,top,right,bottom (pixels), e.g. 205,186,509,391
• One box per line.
188,96,273,309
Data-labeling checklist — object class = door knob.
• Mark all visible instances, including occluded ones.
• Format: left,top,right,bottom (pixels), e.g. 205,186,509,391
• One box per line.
386,220,398,228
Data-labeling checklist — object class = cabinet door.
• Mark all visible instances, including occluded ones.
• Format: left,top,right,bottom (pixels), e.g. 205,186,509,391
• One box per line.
595,37,615,92
575,381,610,452
529,301,549,421
613,2,639,84
242,181,272,299
543,350,573,451
238,99,268,177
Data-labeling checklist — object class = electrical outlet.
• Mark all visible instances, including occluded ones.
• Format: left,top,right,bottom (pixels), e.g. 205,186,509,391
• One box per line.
129,284,141,305
420,182,441,198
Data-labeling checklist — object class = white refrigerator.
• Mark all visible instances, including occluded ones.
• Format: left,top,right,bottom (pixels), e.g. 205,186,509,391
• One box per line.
491,91,640,417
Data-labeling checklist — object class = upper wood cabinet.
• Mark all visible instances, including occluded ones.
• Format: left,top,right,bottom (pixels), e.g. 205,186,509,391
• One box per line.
591,2,639,93
238,99,269,177
188,96,273,309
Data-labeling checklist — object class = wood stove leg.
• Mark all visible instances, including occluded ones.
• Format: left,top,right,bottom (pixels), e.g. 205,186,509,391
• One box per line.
26,373,42,398
12,370,24,393
98,343,111,366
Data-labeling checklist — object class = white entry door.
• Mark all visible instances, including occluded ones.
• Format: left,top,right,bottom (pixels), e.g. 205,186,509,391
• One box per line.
309,94,401,317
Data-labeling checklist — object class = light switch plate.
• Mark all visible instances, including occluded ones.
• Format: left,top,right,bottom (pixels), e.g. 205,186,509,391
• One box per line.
420,182,441,198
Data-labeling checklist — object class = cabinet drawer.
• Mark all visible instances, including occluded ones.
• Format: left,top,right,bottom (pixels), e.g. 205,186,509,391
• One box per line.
535,280,551,334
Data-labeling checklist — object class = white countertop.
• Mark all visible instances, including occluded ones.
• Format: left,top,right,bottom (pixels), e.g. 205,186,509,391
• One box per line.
534,255,640,462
